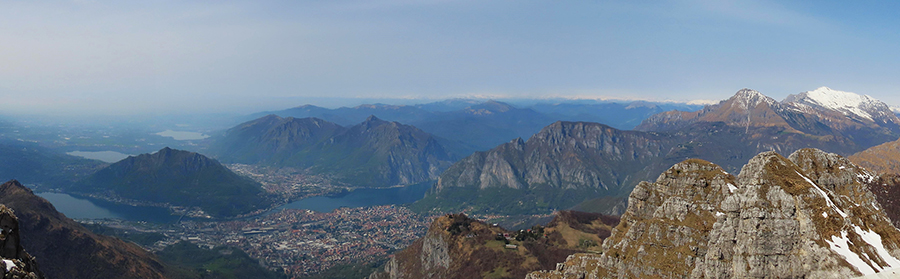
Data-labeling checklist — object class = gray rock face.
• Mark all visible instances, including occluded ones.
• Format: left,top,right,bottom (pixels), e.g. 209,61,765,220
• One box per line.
368,215,456,279
420,229,450,274
529,148,900,278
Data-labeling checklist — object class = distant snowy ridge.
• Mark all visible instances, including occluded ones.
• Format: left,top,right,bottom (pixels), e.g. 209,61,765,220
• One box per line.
784,86,890,121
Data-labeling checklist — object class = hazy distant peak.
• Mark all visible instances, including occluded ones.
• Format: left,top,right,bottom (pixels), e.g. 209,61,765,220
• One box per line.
258,114,283,120
625,100,659,109
355,103,408,110
157,146,175,154
364,114,382,122
293,104,324,109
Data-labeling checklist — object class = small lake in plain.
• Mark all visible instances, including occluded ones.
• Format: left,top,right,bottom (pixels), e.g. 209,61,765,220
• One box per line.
66,150,131,163
155,130,210,140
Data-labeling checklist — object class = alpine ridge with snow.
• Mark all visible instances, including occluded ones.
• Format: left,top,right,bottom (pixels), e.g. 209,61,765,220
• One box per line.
637,87,900,153
783,86,897,123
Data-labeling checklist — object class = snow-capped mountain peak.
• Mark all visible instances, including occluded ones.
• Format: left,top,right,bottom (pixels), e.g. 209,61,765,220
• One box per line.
784,87,884,121
728,88,776,109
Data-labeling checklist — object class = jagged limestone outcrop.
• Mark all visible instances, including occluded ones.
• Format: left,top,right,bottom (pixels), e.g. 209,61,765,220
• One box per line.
528,148,900,278
0,205,43,279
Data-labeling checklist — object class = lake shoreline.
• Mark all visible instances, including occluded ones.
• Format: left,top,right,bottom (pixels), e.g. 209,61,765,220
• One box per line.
37,181,434,223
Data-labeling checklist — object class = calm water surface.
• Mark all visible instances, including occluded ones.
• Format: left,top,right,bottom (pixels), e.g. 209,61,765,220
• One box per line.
37,192,181,223
155,130,209,140
66,150,131,163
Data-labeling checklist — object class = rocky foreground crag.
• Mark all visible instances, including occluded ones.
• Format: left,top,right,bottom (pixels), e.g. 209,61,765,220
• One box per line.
0,180,169,279
529,148,900,278
0,205,43,279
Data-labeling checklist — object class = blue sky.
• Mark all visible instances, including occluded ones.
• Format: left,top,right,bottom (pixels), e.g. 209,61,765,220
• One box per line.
1,0,899,114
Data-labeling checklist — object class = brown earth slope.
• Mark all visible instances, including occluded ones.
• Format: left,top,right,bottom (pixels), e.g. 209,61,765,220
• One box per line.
849,138,900,175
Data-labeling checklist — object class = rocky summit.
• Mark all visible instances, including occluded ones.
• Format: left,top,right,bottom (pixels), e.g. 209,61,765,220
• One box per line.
528,148,900,278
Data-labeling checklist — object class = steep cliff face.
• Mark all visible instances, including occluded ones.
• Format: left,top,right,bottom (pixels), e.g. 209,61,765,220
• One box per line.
0,205,43,279
419,121,675,214
369,212,618,279
0,180,170,279
529,149,900,278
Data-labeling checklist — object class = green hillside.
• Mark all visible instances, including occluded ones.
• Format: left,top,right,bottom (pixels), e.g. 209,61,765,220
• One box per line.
73,147,271,218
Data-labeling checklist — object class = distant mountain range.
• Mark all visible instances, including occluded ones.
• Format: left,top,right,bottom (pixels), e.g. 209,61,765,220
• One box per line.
209,115,454,187
71,147,272,218
637,87,900,150
415,87,900,215
249,99,702,152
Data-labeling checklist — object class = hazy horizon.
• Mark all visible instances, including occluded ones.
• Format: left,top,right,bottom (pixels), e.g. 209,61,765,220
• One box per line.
3,1,899,115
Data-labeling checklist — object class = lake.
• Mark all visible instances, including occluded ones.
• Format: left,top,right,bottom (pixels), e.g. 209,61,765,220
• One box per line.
272,181,432,213
37,193,181,223
155,130,210,140
38,182,433,222
66,150,131,163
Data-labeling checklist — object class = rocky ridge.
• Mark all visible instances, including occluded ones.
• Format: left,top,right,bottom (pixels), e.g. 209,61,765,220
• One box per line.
528,148,900,278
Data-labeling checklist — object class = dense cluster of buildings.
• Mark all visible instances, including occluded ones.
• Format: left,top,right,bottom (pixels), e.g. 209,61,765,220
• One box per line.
100,205,430,277
227,163,338,200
